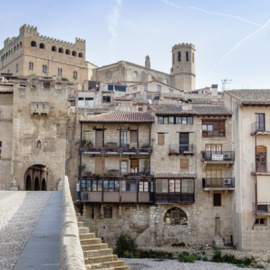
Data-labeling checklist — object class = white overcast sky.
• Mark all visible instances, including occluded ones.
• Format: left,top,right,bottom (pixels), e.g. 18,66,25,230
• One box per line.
1,0,270,90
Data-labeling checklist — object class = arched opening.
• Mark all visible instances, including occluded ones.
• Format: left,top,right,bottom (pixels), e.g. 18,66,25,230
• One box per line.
65,49,70,55
34,177,40,191
164,207,188,225
39,43,45,49
24,164,51,191
72,51,77,56
58,47,63,53
41,178,47,191
26,175,31,191
31,41,37,47
52,46,57,52
78,52,83,58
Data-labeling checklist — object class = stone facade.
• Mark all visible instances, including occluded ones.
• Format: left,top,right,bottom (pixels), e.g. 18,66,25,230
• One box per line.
0,25,95,85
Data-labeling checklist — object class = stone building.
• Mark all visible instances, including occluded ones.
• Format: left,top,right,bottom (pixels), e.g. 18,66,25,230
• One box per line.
91,43,195,92
0,25,96,85
223,90,270,251
0,74,77,191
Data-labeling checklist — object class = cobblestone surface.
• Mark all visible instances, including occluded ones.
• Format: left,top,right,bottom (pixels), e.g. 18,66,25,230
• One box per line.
0,191,51,270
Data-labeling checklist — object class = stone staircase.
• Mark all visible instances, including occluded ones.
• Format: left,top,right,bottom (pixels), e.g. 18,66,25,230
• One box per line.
78,217,129,270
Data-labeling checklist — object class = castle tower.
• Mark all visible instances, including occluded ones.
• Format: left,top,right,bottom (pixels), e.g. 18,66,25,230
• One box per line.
171,43,195,92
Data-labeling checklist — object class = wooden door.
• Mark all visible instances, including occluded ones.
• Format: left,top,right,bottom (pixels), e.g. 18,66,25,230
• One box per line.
95,130,103,147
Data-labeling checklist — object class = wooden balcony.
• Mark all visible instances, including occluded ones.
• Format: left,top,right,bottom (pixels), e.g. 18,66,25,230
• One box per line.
202,151,235,164
78,177,154,204
202,178,235,191
80,141,152,156
169,144,194,155
251,122,270,136
155,193,194,204
251,163,270,175
202,130,225,137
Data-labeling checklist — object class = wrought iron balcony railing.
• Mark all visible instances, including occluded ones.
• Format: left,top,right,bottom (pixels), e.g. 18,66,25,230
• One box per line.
169,144,194,155
202,151,235,162
202,178,235,189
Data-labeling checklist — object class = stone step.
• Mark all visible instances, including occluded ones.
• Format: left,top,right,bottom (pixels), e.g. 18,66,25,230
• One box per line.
82,243,108,251
79,227,89,234
80,232,96,239
77,221,84,227
89,259,126,270
84,248,113,258
81,238,102,245
85,254,118,264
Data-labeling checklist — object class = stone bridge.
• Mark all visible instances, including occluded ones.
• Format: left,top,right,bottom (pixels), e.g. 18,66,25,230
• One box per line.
0,176,129,270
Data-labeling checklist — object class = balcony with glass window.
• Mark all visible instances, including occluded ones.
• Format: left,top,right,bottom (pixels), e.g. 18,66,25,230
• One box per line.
251,122,270,136
202,151,235,164
169,144,194,155
202,178,235,191
78,177,154,204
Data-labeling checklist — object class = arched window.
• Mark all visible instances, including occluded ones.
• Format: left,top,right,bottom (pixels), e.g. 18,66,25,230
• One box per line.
52,46,57,52
37,140,41,149
26,175,31,191
20,41,22,48
42,178,47,191
65,49,70,55
58,47,63,53
39,43,45,49
34,177,40,191
164,207,188,225
78,52,83,58
72,51,77,56
31,41,37,47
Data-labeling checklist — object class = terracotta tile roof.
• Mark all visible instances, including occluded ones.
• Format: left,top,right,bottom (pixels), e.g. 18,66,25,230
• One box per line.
80,111,154,123
151,104,197,115
155,172,196,178
193,105,232,116
225,90,270,105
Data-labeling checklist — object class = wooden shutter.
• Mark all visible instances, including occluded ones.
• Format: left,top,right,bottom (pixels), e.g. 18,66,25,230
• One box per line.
158,133,164,145
180,159,189,170
130,131,137,143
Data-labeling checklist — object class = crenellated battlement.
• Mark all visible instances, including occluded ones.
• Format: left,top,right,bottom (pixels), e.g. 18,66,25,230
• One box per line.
172,43,195,50
20,24,38,36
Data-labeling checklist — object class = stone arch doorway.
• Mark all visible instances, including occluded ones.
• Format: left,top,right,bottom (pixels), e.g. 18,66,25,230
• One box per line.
24,164,50,191
25,175,31,191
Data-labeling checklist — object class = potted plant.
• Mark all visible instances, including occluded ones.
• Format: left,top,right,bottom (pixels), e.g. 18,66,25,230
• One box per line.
81,139,87,148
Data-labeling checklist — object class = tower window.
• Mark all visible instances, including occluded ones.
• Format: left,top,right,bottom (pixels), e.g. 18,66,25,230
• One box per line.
186,52,189,61
52,46,57,52
31,41,37,47
16,63,19,73
65,49,70,55
178,52,181,62
58,68,62,76
72,51,77,56
39,43,45,49
42,65,47,74
58,48,63,53
78,52,83,58
157,85,161,92
73,71,77,79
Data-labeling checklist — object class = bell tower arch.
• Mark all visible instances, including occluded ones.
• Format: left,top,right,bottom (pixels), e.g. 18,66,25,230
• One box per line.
171,43,196,92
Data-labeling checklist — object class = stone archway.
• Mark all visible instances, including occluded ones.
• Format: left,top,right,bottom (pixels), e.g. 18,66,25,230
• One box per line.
25,175,31,191
24,164,50,191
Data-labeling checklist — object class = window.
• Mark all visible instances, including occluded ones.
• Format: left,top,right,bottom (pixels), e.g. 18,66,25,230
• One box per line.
157,85,161,92
175,116,193,125
139,181,149,192
169,89,173,94
104,180,120,192
144,84,148,91
213,193,221,206
255,218,267,225
186,51,189,61
72,51,77,56
164,207,188,225
29,62,34,70
157,133,164,145
16,63,18,73
126,181,136,192
58,48,63,53
42,65,47,74
180,159,189,170
65,49,70,55
43,82,50,89
121,160,128,174
133,87,137,91
146,95,152,100
39,43,45,49
178,51,181,61
73,71,77,79
133,71,138,78
168,116,174,124
104,207,112,218
255,113,265,131
52,46,56,52
120,131,127,147
0,141,2,158
31,41,37,47
102,96,111,103
58,68,62,76
157,116,164,124
202,120,225,137
130,130,137,143
78,52,83,58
